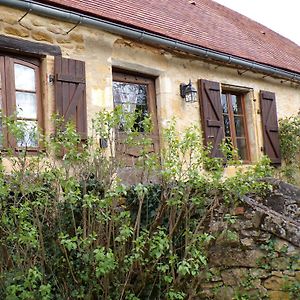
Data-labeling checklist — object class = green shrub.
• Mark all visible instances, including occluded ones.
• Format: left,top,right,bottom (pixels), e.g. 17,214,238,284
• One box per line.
278,114,300,184
0,110,272,299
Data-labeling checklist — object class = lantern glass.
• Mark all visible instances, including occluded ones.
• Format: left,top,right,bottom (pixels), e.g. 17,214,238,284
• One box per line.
182,80,197,102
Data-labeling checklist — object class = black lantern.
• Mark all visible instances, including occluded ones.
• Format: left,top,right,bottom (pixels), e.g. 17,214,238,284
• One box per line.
180,80,197,103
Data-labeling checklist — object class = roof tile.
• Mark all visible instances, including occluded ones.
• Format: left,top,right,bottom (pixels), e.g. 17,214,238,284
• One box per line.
39,0,300,74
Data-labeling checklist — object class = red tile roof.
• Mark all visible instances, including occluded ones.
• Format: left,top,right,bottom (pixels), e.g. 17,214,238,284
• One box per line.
40,0,300,74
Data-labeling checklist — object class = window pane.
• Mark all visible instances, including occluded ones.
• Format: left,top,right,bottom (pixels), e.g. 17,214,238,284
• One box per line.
16,92,37,119
113,81,148,132
221,93,228,113
224,137,234,160
14,64,36,92
234,116,245,137
231,94,243,115
17,120,38,148
223,114,231,137
236,138,247,160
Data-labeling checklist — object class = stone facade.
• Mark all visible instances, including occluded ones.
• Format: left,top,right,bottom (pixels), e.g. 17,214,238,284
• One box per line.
199,179,300,300
0,5,300,172
0,5,300,300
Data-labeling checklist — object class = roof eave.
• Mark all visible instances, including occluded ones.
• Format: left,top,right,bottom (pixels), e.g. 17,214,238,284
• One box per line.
2,0,300,83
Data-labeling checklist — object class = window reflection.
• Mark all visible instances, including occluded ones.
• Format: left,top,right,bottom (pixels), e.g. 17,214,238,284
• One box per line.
14,64,36,92
236,138,247,160
221,91,248,160
223,114,231,137
113,81,148,132
221,93,228,113
14,62,38,148
234,116,245,137
16,92,37,119
16,120,38,148
231,95,243,114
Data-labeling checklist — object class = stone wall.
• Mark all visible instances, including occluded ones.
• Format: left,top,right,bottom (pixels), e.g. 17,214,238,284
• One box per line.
199,179,300,300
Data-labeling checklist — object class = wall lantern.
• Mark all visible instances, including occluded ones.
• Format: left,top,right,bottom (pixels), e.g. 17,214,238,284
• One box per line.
180,80,197,103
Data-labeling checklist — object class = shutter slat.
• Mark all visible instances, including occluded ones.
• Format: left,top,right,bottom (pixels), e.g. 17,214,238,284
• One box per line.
260,90,281,165
56,74,85,83
198,79,224,158
55,56,87,139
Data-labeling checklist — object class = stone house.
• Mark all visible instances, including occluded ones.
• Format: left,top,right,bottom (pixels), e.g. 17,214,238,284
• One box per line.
0,2,299,299
0,0,300,167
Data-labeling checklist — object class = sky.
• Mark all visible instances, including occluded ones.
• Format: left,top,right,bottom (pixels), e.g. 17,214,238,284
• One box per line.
213,0,300,46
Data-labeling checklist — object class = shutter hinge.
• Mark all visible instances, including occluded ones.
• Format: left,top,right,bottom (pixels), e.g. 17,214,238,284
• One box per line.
49,74,55,84
260,146,265,152
99,138,108,148
257,109,261,114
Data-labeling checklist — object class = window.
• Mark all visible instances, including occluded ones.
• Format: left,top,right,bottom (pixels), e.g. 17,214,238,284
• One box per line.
112,71,159,165
199,79,251,161
112,72,157,132
0,54,42,150
221,91,250,161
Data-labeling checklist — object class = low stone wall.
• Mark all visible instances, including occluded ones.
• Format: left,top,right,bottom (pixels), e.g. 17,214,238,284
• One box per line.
200,179,300,300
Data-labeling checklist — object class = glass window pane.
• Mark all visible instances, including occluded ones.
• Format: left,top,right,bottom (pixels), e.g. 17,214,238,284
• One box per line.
231,94,243,115
17,120,38,148
14,64,36,92
224,137,234,160
236,138,247,160
16,92,37,119
223,114,231,137
221,93,228,113
113,81,148,132
234,116,245,137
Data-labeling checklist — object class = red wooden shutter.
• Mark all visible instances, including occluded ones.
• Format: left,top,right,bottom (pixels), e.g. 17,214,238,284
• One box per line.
55,56,87,139
198,79,224,158
260,91,281,165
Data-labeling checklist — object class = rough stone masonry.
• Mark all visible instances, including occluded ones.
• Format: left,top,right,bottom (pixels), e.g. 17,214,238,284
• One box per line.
199,178,300,300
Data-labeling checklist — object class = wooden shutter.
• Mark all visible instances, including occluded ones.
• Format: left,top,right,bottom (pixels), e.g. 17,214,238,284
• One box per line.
260,91,281,165
55,56,87,139
198,79,224,158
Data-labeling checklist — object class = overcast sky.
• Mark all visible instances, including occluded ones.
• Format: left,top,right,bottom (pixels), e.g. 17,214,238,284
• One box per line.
213,0,300,46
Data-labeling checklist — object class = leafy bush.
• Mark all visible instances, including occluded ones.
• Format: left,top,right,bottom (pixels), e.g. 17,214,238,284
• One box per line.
0,110,272,299
278,114,300,184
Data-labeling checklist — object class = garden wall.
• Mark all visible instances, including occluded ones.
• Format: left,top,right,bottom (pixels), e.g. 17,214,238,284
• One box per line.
200,179,300,300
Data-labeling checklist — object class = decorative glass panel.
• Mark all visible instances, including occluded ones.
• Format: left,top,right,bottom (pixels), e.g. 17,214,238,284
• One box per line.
17,120,38,148
221,93,228,113
223,114,231,137
14,64,36,92
113,81,148,132
234,116,245,137
16,92,37,119
231,95,243,115
236,138,247,160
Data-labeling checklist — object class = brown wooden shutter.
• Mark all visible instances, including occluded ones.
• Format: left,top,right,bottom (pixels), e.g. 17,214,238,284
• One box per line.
260,90,281,165
55,56,87,139
198,79,224,158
